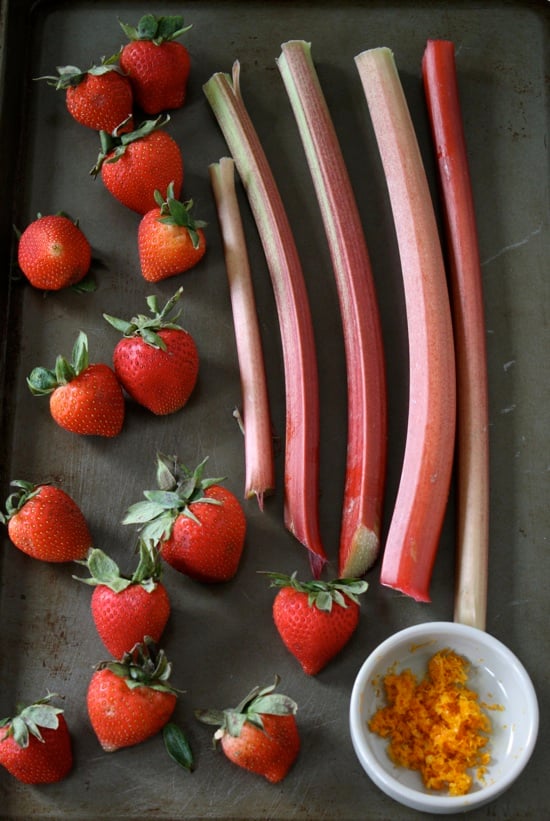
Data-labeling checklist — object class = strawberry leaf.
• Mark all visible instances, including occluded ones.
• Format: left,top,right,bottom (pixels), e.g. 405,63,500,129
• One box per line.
163,722,194,771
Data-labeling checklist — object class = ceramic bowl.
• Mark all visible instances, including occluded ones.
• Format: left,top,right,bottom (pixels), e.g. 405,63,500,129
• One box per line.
349,621,539,814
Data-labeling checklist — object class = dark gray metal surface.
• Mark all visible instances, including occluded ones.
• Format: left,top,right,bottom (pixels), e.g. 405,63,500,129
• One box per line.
0,0,548,818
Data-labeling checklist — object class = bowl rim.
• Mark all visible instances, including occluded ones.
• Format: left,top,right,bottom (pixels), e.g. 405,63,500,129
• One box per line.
349,621,539,813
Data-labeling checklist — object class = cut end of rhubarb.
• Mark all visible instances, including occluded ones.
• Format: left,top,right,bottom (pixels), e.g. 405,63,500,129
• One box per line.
339,524,379,578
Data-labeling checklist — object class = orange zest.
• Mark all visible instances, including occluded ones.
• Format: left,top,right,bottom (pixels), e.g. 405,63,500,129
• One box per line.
369,649,492,796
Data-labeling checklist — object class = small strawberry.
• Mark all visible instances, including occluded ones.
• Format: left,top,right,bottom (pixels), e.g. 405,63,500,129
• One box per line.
119,14,192,114
74,541,170,658
138,183,207,282
0,480,92,562
0,694,73,784
103,287,199,415
195,677,299,783
27,331,125,437
266,573,368,675
87,638,178,752
91,115,183,214
123,454,246,583
17,213,91,291
38,56,134,133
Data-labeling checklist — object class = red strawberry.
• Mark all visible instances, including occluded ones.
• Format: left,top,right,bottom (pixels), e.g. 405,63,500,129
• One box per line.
195,677,299,783
138,184,207,282
91,116,183,214
27,331,125,437
104,287,199,415
39,57,134,132
119,14,192,114
87,639,177,752
74,541,170,658
123,454,246,583
0,694,73,784
17,213,91,291
0,480,92,562
267,573,368,675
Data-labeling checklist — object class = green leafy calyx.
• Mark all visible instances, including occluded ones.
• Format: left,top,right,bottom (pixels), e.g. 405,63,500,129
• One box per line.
36,54,122,90
0,694,64,748
154,182,207,250
263,571,368,612
73,540,162,593
90,114,170,176
194,676,297,742
103,286,187,350
122,454,225,545
119,14,192,45
26,331,89,396
97,637,178,693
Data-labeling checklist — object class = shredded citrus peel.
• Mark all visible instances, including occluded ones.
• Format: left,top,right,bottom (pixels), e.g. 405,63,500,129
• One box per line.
369,649,494,796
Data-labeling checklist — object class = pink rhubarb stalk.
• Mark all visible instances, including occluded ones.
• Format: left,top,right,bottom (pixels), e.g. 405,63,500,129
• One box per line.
277,40,387,577
422,40,489,629
209,156,275,509
355,47,456,602
203,63,327,576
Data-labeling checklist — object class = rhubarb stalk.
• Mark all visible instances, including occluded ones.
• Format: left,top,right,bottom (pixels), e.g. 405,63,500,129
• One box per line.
204,64,327,576
355,47,456,602
422,40,489,629
277,40,387,577
209,156,275,510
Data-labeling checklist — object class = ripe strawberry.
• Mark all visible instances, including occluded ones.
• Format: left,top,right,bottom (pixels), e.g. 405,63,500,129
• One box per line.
39,57,134,132
195,677,299,783
119,14,192,114
123,454,246,583
74,541,170,658
91,115,183,214
0,479,92,562
104,287,199,415
138,183,207,282
267,573,368,675
17,213,91,291
0,694,73,784
87,638,177,752
27,331,125,437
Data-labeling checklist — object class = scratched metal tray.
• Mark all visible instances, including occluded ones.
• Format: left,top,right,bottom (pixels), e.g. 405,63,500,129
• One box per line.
0,0,548,818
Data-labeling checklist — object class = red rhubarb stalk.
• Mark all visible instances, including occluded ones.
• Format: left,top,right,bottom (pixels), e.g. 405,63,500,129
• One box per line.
277,40,387,577
203,64,327,576
355,47,456,602
209,156,275,510
422,40,489,629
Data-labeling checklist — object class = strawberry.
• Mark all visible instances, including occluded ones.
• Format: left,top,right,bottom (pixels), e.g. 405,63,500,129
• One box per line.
104,287,199,415
74,541,170,658
27,331,125,437
0,694,73,784
91,115,183,214
123,454,246,583
87,638,177,752
17,213,91,291
138,183,207,282
195,677,299,783
38,56,134,133
119,14,192,115
0,479,92,562
266,573,368,675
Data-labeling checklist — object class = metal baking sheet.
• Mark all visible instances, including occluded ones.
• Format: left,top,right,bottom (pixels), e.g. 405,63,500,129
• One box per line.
0,0,548,818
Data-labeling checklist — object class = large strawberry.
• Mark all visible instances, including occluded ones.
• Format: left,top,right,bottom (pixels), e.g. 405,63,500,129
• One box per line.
0,694,73,784
103,287,199,415
17,213,91,291
91,115,183,214
87,638,178,752
266,573,368,675
27,331,125,437
119,14,192,114
0,479,92,562
195,677,299,783
39,56,134,132
123,454,246,583
74,541,170,658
